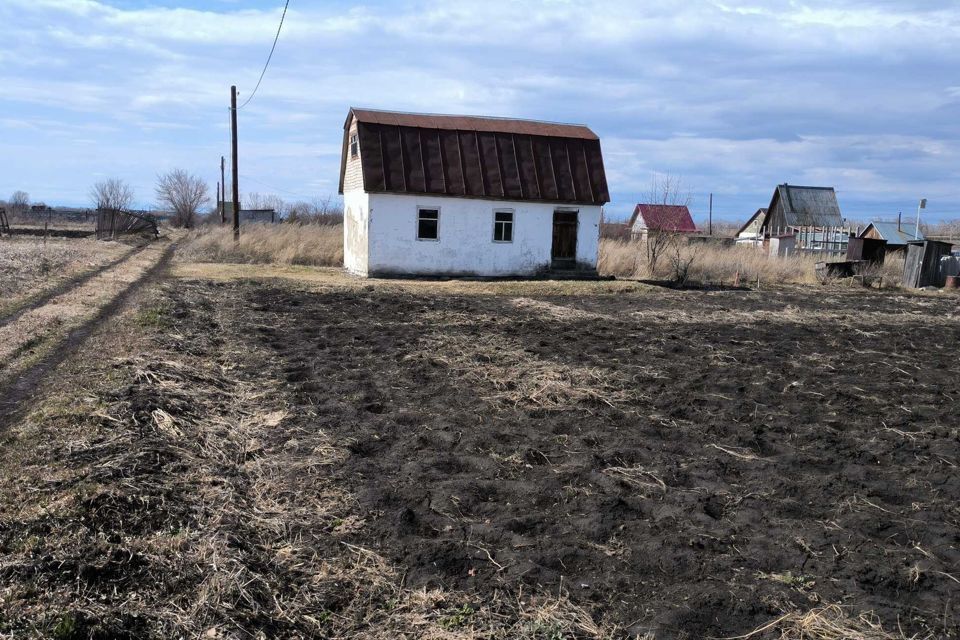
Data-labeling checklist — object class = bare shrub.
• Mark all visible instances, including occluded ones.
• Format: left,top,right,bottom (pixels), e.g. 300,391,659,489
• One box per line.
179,223,343,266
90,178,135,211
156,169,209,229
283,196,344,225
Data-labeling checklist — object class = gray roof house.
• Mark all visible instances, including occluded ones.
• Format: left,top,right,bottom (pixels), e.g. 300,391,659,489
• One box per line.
859,221,924,248
760,184,844,233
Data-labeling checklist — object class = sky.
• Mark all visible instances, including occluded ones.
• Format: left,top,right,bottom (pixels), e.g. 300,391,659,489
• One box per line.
0,0,958,224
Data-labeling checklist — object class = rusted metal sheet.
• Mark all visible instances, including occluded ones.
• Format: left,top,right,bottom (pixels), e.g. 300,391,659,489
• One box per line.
343,108,609,205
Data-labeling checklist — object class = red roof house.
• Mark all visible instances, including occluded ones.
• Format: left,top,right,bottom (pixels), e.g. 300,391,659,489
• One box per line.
628,204,697,239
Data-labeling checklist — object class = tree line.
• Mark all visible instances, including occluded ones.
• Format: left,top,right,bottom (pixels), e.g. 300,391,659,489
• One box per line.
2,171,344,228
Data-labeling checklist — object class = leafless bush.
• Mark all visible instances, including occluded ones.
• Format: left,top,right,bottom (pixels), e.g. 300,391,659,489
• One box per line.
283,195,344,225
156,169,209,229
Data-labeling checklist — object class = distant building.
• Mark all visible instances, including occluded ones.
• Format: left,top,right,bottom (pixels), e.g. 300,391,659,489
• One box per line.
338,107,610,277
222,202,277,224
859,221,924,251
628,204,697,242
760,184,843,235
736,208,767,244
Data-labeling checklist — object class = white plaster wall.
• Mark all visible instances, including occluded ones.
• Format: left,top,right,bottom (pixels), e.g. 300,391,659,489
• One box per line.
364,193,600,276
343,191,370,276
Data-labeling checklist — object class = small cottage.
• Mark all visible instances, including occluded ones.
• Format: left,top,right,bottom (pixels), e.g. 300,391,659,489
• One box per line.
760,184,843,235
736,208,767,245
338,108,610,277
628,204,697,242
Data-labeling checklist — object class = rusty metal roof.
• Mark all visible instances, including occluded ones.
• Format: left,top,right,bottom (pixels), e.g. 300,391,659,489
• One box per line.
339,108,609,205
629,204,698,233
349,108,599,140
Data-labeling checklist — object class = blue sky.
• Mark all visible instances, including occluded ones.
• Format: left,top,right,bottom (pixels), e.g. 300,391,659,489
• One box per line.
0,0,957,224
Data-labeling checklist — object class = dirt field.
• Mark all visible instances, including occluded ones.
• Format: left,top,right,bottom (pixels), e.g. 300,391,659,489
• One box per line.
0,263,957,638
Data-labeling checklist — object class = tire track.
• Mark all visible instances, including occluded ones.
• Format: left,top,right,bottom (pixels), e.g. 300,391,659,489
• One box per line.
0,240,177,427
0,243,147,330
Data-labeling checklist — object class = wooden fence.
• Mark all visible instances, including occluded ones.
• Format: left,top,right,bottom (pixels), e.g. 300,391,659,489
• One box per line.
768,225,859,257
95,209,158,240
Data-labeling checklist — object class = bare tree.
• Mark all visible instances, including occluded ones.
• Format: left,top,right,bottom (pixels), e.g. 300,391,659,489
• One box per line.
155,170,209,229
282,196,344,225
642,173,693,276
90,178,135,211
9,190,29,216
245,192,285,213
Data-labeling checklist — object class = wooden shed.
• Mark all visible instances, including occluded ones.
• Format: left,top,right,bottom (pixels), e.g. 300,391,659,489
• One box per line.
903,240,954,288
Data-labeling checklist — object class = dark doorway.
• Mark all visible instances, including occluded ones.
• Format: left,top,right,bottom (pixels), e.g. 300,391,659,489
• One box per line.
551,211,578,268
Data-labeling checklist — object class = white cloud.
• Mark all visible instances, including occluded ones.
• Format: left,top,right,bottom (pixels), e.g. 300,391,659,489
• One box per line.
0,0,957,220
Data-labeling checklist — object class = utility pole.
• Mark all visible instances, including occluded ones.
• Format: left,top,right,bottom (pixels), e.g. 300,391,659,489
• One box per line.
216,180,221,223
220,156,227,224
231,86,240,241
708,193,713,236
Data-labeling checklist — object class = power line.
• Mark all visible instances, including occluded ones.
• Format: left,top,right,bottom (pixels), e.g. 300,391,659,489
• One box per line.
237,0,291,110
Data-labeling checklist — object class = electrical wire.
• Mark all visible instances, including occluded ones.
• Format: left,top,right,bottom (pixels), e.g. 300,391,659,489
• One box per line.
237,0,291,110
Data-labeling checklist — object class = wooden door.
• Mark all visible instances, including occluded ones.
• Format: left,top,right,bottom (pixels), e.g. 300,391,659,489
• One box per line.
552,211,578,266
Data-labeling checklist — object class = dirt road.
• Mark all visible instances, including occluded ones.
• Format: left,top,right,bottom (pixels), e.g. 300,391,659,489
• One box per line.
0,235,175,423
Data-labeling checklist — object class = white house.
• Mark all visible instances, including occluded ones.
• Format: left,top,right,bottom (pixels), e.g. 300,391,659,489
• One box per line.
338,108,610,277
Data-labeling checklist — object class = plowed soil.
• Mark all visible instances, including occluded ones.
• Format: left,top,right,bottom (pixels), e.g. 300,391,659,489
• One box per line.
236,282,959,638
1,272,957,639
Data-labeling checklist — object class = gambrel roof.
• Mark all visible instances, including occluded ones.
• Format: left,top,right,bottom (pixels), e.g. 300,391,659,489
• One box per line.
339,108,610,206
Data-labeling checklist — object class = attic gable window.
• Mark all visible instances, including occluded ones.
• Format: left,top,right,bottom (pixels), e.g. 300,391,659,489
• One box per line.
417,207,439,240
493,210,513,242
350,133,359,158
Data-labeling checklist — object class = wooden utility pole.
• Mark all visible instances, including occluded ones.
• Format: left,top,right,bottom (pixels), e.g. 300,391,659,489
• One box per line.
230,86,240,241
220,156,227,224
708,193,713,236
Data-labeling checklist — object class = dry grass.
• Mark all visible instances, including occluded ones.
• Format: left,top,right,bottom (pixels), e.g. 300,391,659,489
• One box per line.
178,223,343,267
598,238,906,287
731,604,929,639
178,223,909,289
0,236,128,303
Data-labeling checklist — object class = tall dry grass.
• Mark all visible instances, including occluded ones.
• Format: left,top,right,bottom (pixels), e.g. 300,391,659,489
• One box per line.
179,223,344,267
598,238,905,287
179,224,906,287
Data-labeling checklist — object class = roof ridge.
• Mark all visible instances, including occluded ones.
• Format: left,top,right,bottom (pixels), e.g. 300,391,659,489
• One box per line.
350,106,592,130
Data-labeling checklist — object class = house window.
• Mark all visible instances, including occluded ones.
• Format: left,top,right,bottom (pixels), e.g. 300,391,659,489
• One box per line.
417,207,439,240
350,133,359,158
493,210,513,242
